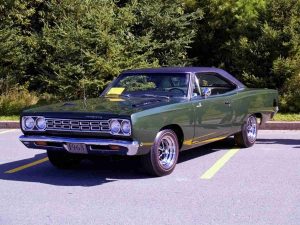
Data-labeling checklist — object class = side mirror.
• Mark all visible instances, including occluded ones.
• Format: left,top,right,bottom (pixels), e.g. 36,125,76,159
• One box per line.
202,87,211,98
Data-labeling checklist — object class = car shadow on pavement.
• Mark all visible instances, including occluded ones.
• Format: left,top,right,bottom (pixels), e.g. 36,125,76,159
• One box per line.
0,153,148,186
0,138,235,187
178,137,236,163
256,138,300,147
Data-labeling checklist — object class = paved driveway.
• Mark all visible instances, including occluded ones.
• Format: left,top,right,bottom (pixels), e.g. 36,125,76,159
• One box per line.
0,129,299,225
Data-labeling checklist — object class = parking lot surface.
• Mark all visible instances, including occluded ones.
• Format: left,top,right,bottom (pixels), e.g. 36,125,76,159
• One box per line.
0,129,299,225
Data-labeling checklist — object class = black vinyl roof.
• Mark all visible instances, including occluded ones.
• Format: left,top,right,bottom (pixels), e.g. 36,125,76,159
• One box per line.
123,67,245,88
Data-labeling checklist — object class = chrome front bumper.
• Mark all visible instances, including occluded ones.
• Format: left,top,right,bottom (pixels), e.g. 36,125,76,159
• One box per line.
19,135,140,156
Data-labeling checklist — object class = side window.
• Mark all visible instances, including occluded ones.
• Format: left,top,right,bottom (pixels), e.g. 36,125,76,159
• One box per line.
196,73,236,96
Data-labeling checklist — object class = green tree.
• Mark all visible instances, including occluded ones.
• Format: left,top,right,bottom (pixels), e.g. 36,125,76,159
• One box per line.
189,0,300,112
0,0,42,94
189,0,267,80
0,0,201,101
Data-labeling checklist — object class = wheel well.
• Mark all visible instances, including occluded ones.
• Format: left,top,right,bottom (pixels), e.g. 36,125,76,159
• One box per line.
273,98,278,107
160,124,184,149
253,113,263,125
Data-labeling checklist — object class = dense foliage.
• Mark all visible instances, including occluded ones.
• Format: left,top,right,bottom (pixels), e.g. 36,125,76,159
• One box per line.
0,0,201,100
189,0,300,111
0,0,299,114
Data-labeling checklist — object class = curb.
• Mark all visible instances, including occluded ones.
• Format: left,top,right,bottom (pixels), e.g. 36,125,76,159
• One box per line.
0,121,20,129
260,121,300,130
1,121,300,130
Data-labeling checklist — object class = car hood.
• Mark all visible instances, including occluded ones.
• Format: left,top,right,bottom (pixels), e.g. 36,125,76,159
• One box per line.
22,96,180,118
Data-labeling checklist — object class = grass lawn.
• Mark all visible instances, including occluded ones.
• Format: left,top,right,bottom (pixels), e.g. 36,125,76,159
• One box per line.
0,115,19,121
272,113,300,121
0,113,299,122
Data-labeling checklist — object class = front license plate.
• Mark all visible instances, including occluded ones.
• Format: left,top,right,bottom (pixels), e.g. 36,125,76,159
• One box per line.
66,143,88,154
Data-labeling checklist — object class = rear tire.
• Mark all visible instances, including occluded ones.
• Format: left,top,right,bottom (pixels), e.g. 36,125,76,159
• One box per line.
234,115,258,148
141,129,179,177
47,151,82,169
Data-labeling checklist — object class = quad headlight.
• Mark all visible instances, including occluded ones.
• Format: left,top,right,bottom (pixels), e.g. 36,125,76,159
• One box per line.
36,117,46,130
22,116,46,131
21,116,131,135
23,117,35,130
110,119,131,136
110,119,121,135
121,120,131,135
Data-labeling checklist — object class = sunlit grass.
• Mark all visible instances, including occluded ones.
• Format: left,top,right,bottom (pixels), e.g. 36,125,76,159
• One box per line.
0,115,19,121
272,113,300,121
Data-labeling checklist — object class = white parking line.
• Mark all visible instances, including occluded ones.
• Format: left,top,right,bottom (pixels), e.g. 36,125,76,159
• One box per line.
0,129,18,135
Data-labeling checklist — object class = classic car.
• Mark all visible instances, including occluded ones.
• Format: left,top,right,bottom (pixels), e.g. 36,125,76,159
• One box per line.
19,67,279,176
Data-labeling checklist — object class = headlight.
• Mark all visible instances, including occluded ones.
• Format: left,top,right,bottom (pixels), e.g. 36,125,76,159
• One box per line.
23,117,35,130
121,120,131,135
36,117,46,130
110,119,121,135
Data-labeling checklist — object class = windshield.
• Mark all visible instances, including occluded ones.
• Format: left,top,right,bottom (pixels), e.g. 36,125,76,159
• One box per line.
105,73,190,98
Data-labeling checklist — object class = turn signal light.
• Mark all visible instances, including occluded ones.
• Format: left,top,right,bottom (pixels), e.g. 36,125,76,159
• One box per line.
35,141,47,146
109,145,120,150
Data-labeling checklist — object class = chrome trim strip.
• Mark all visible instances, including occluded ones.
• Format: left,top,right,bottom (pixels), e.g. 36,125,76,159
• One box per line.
19,135,140,156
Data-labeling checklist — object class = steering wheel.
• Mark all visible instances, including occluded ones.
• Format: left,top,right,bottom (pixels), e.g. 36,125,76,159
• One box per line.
168,88,185,95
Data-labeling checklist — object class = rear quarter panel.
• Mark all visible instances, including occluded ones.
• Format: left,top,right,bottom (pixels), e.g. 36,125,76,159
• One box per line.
231,88,278,132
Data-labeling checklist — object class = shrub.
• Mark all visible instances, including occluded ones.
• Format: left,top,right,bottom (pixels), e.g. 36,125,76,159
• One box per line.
0,85,38,116
280,73,300,113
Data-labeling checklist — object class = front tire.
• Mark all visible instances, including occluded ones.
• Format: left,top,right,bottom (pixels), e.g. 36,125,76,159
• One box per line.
142,129,179,177
234,115,258,148
47,151,82,169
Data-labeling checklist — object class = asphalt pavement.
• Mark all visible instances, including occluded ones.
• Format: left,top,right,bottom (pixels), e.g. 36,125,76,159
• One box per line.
0,129,299,225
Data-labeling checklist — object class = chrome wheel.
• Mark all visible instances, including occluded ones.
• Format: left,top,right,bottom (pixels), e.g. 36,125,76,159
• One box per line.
142,129,179,176
158,134,177,170
246,116,257,143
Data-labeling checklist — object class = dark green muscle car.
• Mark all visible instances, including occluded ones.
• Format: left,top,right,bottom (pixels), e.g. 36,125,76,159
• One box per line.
19,67,279,176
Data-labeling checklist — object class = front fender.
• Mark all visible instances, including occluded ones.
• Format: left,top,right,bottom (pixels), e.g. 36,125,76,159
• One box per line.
131,102,194,155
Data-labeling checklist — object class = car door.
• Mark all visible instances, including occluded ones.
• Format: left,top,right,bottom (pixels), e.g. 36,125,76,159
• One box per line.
191,73,237,144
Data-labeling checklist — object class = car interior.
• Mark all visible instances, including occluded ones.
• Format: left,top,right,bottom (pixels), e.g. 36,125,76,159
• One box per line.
194,73,237,97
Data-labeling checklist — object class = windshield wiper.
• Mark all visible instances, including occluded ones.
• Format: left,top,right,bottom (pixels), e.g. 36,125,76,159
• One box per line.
140,94,170,100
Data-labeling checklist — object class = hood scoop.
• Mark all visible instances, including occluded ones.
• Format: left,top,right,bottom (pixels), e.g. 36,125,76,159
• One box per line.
132,99,162,108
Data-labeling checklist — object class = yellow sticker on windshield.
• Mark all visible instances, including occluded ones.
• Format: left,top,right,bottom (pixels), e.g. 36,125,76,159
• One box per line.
109,98,125,102
106,87,125,95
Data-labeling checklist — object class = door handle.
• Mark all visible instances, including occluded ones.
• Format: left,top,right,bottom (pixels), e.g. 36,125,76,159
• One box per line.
196,103,202,108
224,100,231,105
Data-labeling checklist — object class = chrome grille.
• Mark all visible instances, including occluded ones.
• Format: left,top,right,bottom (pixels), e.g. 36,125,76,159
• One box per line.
45,118,110,133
